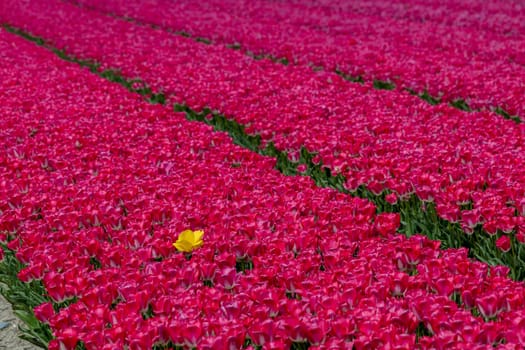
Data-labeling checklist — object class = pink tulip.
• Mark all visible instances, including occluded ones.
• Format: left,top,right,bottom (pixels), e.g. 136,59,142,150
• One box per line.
496,235,511,253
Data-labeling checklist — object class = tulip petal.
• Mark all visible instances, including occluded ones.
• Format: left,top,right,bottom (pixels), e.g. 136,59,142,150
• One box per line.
193,230,204,242
174,239,193,253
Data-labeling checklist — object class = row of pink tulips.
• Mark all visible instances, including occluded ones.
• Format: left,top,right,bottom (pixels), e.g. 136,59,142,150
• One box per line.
76,0,525,64
73,0,525,117
2,28,525,349
287,0,525,38
2,0,523,240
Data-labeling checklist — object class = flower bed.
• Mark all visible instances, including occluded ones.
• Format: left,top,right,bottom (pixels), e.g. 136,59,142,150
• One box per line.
289,0,525,38
2,27,525,349
1,0,524,252
73,0,525,118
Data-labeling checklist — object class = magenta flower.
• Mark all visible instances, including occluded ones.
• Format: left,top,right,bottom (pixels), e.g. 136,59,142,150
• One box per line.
496,235,511,253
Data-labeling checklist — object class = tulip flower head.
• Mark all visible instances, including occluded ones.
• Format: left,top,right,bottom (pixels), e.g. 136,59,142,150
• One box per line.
173,229,204,253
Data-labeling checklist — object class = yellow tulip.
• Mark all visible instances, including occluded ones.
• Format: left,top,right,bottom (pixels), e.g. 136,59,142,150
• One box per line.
173,229,204,253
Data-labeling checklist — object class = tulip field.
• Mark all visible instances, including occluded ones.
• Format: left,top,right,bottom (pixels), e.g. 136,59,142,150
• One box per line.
1,1,525,349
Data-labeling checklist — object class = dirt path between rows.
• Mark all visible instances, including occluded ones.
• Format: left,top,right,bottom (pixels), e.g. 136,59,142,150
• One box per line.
0,294,40,350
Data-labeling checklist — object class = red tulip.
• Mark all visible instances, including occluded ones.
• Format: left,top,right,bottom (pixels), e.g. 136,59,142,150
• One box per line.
496,235,511,253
